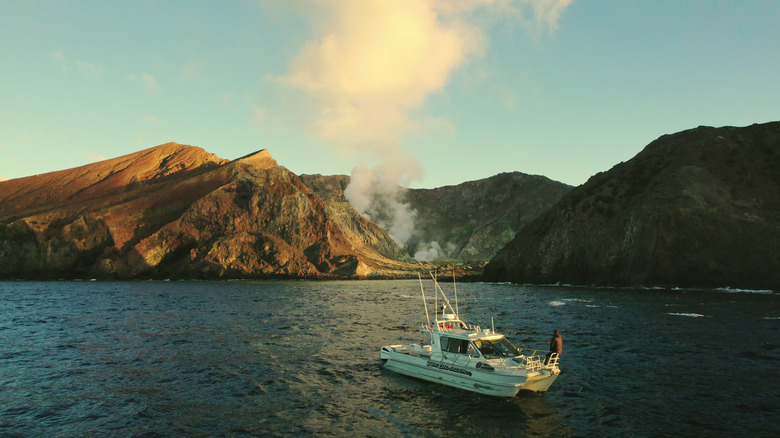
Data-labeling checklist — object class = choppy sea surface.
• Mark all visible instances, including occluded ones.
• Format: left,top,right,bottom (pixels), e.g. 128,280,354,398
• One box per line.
1,280,778,437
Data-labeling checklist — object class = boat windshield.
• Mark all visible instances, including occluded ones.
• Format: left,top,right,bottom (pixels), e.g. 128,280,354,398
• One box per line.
473,337,521,359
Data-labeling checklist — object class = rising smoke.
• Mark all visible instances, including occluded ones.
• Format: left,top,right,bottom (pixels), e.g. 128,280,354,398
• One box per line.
275,0,572,254
414,241,459,262
343,150,422,246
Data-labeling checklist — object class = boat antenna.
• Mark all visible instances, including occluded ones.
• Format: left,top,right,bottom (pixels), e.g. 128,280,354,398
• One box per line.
429,272,457,316
452,270,459,317
434,271,438,322
419,273,431,326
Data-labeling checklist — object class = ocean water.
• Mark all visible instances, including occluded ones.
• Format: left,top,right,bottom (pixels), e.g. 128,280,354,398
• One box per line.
1,280,778,437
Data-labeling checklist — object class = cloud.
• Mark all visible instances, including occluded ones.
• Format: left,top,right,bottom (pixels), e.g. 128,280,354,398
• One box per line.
82,152,107,163
252,105,266,123
129,73,160,93
181,59,208,85
277,0,571,145
142,115,161,125
276,0,572,247
52,52,103,78
18,131,42,142
140,73,157,89
220,92,235,106
277,0,480,144
433,0,572,35
527,0,572,33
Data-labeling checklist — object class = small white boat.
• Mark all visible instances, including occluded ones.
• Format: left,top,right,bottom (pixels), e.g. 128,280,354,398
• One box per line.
380,275,560,398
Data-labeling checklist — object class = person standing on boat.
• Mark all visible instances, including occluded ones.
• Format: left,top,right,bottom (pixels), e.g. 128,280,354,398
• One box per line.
545,330,562,364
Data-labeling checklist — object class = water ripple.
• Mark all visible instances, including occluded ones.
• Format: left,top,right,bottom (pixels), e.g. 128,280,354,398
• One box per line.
0,280,778,436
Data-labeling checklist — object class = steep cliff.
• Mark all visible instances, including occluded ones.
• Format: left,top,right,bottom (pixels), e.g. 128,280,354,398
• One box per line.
0,145,414,279
405,173,572,261
300,172,571,262
484,122,780,291
299,174,412,263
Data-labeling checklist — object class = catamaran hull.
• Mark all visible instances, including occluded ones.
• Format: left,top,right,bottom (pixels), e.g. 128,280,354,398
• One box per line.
381,349,558,398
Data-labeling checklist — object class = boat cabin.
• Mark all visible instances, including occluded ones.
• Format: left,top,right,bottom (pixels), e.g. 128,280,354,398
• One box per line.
421,316,523,361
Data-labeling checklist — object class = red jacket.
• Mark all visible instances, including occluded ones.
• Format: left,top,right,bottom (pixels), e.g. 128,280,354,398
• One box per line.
550,334,563,355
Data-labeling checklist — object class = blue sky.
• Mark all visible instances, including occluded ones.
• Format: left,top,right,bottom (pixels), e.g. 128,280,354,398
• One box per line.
1,0,778,188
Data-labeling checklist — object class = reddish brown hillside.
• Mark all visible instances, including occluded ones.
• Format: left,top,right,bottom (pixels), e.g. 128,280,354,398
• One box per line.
0,143,227,222
0,144,415,279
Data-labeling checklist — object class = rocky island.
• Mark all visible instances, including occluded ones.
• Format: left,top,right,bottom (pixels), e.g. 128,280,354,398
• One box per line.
484,122,780,291
0,142,566,280
2,121,778,291
0,145,416,279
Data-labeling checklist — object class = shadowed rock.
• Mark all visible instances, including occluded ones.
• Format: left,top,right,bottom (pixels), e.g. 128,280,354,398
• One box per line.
300,172,572,263
484,122,780,291
405,173,572,261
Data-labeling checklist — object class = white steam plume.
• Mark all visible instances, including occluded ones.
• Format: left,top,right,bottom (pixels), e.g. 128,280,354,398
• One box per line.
276,0,572,247
414,241,459,262
343,148,422,246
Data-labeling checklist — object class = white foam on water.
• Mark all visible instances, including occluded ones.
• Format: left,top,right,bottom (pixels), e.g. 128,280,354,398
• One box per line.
549,301,566,306
716,287,774,294
666,312,708,318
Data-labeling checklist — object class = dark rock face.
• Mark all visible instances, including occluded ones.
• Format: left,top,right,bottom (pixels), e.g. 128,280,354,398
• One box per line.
0,145,412,279
484,122,780,291
299,174,349,203
0,216,114,277
300,172,572,262
405,173,572,261
300,174,412,263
